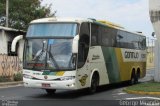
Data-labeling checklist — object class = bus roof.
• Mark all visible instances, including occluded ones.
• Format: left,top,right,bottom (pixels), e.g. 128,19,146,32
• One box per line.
97,20,124,29
92,20,145,37
30,17,93,24
30,17,145,37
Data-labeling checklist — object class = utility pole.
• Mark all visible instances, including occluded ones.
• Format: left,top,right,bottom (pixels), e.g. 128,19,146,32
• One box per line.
149,0,160,82
6,0,9,27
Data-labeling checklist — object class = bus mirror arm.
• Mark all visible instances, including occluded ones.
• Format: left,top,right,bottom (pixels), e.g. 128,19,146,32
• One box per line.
72,35,79,53
11,35,24,52
72,54,77,64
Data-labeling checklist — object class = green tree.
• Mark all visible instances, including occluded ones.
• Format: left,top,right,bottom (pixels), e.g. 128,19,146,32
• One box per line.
0,0,55,30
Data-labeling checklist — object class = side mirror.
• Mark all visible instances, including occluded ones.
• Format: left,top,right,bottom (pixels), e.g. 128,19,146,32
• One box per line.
72,35,79,53
11,35,24,52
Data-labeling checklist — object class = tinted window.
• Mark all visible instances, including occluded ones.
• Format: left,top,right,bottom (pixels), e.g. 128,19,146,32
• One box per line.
78,23,90,68
116,31,128,48
90,23,146,50
27,23,78,37
116,30,146,50
91,24,117,47
91,24,99,46
101,26,117,47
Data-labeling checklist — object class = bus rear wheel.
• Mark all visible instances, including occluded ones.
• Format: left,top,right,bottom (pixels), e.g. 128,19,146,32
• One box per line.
130,72,138,85
88,73,99,94
45,89,56,95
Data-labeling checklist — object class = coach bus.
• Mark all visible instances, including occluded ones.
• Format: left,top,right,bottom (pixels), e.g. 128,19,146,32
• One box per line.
13,17,146,94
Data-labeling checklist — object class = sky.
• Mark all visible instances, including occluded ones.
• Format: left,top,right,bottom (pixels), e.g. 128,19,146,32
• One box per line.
41,0,154,39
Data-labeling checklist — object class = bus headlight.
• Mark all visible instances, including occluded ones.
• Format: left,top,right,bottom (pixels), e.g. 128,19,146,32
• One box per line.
23,74,33,79
59,76,75,81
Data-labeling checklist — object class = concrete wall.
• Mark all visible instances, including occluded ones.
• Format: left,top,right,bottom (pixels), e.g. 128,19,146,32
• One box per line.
0,54,22,78
147,46,155,69
149,0,160,81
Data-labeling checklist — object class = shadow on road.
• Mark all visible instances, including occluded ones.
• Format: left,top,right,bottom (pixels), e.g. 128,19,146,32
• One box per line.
31,81,130,99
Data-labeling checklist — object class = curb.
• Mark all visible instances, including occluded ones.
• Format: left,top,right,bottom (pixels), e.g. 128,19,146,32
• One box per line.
0,81,23,87
124,89,160,95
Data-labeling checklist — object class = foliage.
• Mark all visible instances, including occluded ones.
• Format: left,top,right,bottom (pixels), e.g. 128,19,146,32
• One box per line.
13,72,23,81
0,76,11,82
0,0,55,30
124,82,160,92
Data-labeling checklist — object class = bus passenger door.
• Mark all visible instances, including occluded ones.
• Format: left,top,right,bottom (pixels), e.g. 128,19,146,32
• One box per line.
76,22,90,89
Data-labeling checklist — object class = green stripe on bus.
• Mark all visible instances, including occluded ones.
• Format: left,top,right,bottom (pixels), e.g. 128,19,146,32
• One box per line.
101,47,121,83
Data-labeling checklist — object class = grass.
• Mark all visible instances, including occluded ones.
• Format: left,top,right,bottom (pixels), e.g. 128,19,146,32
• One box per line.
13,72,23,81
124,82,160,92
0,76,12,82
0,72,22,82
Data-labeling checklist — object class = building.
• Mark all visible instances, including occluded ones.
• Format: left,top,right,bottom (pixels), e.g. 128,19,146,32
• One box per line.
149,0,160,82
147,46,155,69
0,26,25,79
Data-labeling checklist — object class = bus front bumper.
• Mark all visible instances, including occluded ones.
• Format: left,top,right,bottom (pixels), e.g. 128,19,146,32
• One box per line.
23,78,77,90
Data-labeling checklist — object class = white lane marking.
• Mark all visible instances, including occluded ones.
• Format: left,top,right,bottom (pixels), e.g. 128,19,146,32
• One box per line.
125,97,160,100
117,93,127,95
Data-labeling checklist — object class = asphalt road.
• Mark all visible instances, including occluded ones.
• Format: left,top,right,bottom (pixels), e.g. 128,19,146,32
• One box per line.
0,83,137,100
0,83,160,106
0,69,160,106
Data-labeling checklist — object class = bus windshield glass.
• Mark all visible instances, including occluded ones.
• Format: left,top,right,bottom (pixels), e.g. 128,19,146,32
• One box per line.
24,39,76,71
26,23,78,37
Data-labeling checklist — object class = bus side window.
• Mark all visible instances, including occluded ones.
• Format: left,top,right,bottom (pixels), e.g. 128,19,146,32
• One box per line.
91,24,99,46
78,42,85,65
100,26,116,47
78,23,90,68
91,36,97,45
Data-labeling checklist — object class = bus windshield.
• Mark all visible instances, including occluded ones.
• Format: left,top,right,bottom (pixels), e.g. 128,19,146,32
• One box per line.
24,39,76,71
26,23,78,37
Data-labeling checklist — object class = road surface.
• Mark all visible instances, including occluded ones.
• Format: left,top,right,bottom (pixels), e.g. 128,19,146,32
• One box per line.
0,69,159,106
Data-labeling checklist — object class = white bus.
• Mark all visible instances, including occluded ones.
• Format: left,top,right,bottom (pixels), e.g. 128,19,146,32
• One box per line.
18,17,146,94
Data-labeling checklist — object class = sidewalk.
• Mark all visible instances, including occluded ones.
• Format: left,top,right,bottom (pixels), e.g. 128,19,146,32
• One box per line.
0,81,23,88
124,68,160,96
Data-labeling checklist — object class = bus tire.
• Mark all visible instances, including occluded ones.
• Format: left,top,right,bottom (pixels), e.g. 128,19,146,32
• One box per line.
130,71,138,85
88,73,99,94
137,68,141,79
45,89,56,95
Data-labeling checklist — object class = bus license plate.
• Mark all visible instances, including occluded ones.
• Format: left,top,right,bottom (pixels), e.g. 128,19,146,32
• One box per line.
42,83,51,87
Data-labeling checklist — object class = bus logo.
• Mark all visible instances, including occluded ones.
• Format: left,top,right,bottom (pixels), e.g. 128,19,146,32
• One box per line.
44,75,48,79
79,74,88,86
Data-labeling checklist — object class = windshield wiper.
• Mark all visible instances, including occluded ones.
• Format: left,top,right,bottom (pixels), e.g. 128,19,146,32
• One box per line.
32,41,60,70
47,45,60,69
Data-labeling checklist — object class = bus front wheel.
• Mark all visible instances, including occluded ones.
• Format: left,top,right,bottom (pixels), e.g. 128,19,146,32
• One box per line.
45,89,56,95
88,73,99,94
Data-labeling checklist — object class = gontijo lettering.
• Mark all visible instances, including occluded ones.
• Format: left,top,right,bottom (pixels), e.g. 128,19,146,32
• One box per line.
125,51,139,59
122,49,146,62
